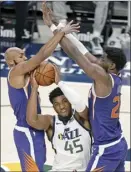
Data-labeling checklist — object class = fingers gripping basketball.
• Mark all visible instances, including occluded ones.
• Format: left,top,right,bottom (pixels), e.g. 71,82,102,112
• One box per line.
35,61,55,86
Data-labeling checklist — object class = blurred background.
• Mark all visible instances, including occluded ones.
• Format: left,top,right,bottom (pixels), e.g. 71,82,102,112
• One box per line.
0,1,130,171
0,1,130,50
0,1,130,81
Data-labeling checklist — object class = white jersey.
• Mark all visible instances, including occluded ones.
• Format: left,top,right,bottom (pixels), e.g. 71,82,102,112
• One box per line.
51,115,92,171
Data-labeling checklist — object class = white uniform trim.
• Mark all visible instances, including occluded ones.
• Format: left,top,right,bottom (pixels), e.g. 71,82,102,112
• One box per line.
14,125,36,161
99,134,123,148
92,95,96,120
7,67,13,81
1,165,10,171
23,77,30,89
90,135,123,170
91,147,105,171
23,87,28,99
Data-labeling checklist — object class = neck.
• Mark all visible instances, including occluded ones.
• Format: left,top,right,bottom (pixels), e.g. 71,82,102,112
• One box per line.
58,114,72,125
109,69,118,75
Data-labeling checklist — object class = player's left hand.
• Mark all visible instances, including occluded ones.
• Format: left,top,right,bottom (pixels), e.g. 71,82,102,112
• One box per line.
42,1,53,27
30,71,39,90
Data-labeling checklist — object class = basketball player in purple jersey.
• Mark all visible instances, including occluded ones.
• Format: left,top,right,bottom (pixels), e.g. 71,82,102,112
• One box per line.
43,4,128,171
4,8,80,171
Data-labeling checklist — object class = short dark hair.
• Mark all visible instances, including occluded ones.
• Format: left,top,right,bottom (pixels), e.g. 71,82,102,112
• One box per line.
104,47,127,71
49,87,64,104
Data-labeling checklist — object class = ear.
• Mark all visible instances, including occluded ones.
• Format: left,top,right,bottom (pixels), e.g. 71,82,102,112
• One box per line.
7,59,15,67
109,62,116,70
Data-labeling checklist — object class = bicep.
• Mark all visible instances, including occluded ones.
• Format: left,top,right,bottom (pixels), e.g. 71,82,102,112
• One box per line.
60,36,107,82
12,55,40,76
77,106,89,121
79,57,108,82
75,108,91,129
63,43,107,82
27,114,52,131
84,52,98,63
22,55,41,74
89,63,108,81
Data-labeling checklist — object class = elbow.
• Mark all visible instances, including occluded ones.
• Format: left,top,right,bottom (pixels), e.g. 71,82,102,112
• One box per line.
26,113,39,129
74,100,86,113
26,114,33,126
26,117,32,126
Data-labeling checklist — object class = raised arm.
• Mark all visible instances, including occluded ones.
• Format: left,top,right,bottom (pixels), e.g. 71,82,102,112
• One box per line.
62,26,98,63
26,73,52,131
18,31,65,75
60,35,109,84
11,3,79,76
58,36,113,98
42,3,109,84
51,20,99,64
54,67,88,121
58,81,89,121
64,31,100,64
12,22,79,76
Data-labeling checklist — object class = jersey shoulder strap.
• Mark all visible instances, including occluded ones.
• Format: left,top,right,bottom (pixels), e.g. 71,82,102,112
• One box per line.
50,115,56,141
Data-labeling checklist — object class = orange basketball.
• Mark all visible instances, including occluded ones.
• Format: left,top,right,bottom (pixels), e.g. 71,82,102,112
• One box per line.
35,61,55,86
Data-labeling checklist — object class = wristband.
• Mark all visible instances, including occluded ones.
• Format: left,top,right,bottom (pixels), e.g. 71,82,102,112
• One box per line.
50,24,57,32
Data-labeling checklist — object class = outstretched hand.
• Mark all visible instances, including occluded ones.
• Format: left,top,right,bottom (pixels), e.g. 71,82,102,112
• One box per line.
42,1,53,27
42,1,80,34
61,20,80,35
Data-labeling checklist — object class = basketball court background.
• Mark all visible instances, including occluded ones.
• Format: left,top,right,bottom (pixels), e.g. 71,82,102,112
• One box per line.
1,42,130,171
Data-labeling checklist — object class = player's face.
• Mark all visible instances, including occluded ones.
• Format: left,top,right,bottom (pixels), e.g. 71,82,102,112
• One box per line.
14,50,27,64
53,95,72,117
98,53,111,71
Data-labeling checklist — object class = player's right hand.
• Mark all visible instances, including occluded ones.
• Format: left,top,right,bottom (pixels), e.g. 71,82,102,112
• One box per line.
61,20,80,35
52,64,61,85
30,71,39,90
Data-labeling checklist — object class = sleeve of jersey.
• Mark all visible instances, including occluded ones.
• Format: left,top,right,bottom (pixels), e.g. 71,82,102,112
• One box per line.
58,81,87,112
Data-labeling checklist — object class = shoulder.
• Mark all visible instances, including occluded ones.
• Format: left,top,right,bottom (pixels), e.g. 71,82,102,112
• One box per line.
10,62,26,76
110,73,122,86
49,115,56,128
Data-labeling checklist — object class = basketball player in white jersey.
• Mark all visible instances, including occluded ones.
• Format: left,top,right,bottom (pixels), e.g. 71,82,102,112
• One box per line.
26,70,92,171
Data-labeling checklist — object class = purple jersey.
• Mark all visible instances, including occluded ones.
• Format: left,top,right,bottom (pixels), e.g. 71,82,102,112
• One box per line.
88,73,122,145
7,72,46,171
7,79,41,129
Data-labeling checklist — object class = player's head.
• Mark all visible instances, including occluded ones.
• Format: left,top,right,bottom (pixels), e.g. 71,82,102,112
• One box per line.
98,47,127,73
49,87,72,123
5,47,27,68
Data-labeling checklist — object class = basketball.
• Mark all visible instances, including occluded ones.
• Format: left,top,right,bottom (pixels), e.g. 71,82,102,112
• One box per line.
34,61,55,86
